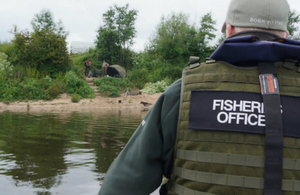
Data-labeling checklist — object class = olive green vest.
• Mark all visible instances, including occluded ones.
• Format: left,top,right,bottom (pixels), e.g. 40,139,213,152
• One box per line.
168,61,300,195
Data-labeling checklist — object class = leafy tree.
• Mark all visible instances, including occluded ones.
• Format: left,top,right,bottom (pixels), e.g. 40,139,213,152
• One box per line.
31,9,66,37
96,4,137,68
32,10,55,32
288,10,300,40
0,52,13,78
96,28,121,65
151,13,191,63
150,12,217,64
128,13,217,86
0,41,14,56
11,9,70,76
198,13,217,59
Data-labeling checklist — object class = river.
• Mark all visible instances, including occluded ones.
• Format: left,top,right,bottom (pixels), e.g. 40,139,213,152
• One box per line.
0,110,159,195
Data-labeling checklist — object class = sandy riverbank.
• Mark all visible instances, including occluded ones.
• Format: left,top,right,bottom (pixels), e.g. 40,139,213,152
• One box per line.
0,93,161,114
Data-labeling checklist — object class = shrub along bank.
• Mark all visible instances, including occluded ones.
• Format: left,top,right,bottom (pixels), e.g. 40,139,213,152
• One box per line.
0,74,64,101
0,70,95,102
94,77,131,97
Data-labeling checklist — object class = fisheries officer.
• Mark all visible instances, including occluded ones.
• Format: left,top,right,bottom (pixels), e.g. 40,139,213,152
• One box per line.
99,0,300,194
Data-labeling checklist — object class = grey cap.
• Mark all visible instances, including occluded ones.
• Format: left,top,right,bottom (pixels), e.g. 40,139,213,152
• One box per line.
222,0,290,33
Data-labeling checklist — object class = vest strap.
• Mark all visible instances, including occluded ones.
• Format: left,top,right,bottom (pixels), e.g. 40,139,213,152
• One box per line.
258,62,284,195
177,131,300,149
176,149,300,170
170,182,217,195
173,167,300,191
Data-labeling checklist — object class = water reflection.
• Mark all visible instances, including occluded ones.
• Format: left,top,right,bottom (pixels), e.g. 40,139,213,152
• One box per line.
0,110,144,195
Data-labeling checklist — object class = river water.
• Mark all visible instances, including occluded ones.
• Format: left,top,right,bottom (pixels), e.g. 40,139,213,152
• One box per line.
0,110,151,195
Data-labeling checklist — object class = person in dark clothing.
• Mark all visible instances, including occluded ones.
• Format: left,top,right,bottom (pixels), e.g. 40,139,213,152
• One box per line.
102,60,109,77
84,60,92,77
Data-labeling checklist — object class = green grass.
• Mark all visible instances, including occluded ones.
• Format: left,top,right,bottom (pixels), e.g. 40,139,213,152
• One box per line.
94,77,131,97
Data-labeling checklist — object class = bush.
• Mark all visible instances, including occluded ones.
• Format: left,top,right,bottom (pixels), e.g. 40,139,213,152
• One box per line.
10,10,70,76
0,69,95,102
19,78,46,100
94,77,131,97
64,71,94,98
98,85,120,97
128,52,182,88
127,67,148,89
0,42,14,56
46,74,65,99
0,74,66,102
65,71,81,94
127,52,155,88
94,77,131,89
25,67,40,78
71,94,81,103
141,79,172,94
42,76,52,88
0,52,13,78
151,65,182,83
0,79,18,101
0,78,45,101
47,81,64,99
77,85,95,98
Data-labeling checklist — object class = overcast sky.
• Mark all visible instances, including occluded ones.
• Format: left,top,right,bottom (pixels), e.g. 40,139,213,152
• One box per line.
0,0,300,51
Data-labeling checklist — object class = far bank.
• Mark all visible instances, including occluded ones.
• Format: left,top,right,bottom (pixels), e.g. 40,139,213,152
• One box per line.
0,93,161,114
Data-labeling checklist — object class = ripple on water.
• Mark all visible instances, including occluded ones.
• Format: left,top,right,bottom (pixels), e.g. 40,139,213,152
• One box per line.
0,111,143,195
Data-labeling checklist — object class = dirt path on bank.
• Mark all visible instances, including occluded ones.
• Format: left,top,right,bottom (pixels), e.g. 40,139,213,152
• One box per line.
0,92,161,113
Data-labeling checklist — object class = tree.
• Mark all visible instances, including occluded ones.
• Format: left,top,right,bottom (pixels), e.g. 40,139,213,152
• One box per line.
96,4,137,67
151,13,191,63
198,13,217,59
11,10,69,76
96,28,121,65
150,12,217,64
0,52,13,78
129,13,217,84
0,41,14,57
288,10,300,40
32,10,55,32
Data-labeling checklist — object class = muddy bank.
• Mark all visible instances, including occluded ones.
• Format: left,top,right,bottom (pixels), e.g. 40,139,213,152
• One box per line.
0,93,161,114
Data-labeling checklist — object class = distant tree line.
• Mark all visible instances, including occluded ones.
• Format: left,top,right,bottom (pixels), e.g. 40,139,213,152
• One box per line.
92,5,300,88
0,6,299,101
